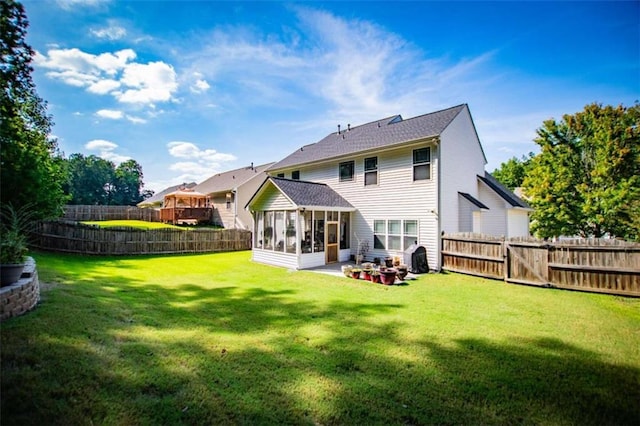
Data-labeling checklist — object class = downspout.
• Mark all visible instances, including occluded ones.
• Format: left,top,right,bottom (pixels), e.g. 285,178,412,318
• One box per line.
436,139,442,271
233,189,238,229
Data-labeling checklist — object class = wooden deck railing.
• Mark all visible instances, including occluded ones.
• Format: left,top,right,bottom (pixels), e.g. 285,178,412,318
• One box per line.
159,207,212,224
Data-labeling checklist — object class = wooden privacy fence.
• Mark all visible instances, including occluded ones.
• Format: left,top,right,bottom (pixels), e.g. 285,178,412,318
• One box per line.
31,221,252,255
441,233,640,297
62,205,160,222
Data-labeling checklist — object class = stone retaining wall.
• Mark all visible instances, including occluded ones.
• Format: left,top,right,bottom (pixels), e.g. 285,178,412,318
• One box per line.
1,257,40,321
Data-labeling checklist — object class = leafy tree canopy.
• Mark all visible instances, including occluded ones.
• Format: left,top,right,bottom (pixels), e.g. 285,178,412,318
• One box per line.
523,103,640,240
64,154,149,206
1,0,67,221
491,153,535,190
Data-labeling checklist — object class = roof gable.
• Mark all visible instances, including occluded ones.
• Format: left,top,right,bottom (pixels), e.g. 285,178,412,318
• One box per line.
459,192,489,210
478,172,530,209
246,177,354,211
138,182,197,206
195,162,273,195
269,104,466,170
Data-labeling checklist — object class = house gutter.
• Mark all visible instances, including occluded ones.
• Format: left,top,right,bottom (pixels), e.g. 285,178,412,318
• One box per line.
233,188,238,229
269,136,440,173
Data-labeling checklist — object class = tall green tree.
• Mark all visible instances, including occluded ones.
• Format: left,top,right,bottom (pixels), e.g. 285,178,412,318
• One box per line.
64,155,148,205
0,0,67,220
113,159,145,205
65,154,115,205
523,103,640,240
491,153,535,190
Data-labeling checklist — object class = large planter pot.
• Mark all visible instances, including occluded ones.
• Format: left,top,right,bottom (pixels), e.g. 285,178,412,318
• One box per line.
1,263,25,287
342,265,354,278
396,265,408,281
380,268,397,285
362,269,373,281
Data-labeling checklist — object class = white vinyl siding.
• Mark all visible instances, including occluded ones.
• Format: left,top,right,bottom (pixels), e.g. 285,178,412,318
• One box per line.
439,106,487,236
251,186,294,211
507,209,530,237
478,182,507,236
458,195,474,233
293,144,439,269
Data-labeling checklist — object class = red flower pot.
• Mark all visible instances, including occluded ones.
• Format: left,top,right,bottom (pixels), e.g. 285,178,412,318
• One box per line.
380,269,397,285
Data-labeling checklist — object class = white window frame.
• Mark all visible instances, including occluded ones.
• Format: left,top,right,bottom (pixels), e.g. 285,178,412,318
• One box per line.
364,156,378,186
373,219,419,251
339,161,355,182
413,147,431,181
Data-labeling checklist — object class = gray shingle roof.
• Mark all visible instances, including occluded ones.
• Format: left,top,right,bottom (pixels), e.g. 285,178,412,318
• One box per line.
195,163,273,195
270,177,353,209
138,182,197,206
269,104,467,170
478,172,530,209
459,192,490,210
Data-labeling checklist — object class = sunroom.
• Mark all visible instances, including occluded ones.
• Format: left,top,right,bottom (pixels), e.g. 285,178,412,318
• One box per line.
246,177,355,270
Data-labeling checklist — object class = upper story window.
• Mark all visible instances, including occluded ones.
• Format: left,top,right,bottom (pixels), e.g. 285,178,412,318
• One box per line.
226,192,232,209
276,173,285,178
413,147,431,181
339,161,355,182
292,170,300,180
364,156,378,186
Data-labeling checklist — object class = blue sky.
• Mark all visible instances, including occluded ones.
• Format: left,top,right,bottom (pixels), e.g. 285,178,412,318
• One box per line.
24,0,639,193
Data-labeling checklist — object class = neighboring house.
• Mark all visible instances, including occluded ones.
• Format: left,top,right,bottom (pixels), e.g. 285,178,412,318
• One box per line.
137,182,197,209
246,104,530,271
195,163,273,229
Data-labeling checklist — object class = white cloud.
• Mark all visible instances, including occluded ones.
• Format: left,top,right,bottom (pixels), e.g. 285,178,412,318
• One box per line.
56,0,110,10
91,23,127,41
85,139,118,150
93,109,146,124
95,109,123,119
126,115,147,124
165,141,236,184
88,79,121,94
85,139,130,164
191,79,210,94
167,141,237,163
169,161,213,175
183,6,494,124
35,48,178,107
116,61,178,104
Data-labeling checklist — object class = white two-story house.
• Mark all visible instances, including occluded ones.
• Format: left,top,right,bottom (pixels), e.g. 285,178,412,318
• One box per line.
246,104,530,271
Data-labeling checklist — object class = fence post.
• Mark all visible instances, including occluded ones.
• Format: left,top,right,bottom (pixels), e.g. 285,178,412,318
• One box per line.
503,238,508,283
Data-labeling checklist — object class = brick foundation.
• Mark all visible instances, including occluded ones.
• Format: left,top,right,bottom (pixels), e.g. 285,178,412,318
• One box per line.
1,257,40,321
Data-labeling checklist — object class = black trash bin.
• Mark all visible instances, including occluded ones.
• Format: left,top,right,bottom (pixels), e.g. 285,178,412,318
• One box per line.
403,243,429,273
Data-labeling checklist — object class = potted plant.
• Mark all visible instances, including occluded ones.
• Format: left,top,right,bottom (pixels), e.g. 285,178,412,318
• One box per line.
362,267,373,281
341,265,354,278
370,270,381,284
380,268,397,285
351,268,362,279
0,205,32,287
384,256,393,267
396,264,409,281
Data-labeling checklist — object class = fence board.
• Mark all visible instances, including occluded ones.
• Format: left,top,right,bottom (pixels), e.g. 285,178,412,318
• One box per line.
62,205,160,222
31,221,251,255
442,233,640,297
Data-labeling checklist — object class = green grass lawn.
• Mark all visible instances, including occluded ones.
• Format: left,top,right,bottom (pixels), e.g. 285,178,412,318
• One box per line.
2,251,639,425
82,220,184,230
